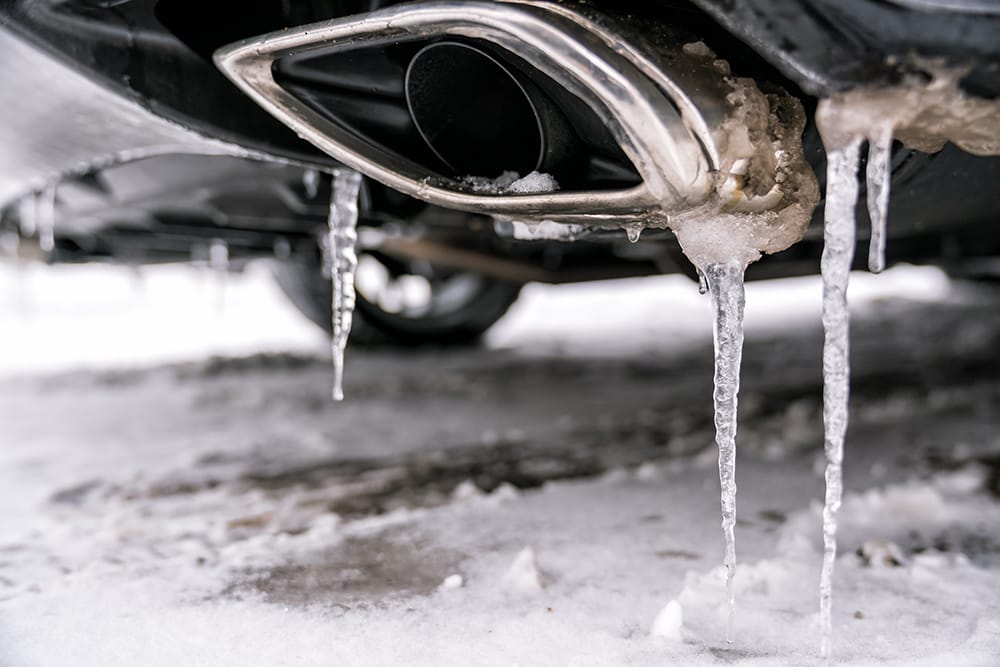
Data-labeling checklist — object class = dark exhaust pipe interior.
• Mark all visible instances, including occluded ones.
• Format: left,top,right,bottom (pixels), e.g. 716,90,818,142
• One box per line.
405,41,576,179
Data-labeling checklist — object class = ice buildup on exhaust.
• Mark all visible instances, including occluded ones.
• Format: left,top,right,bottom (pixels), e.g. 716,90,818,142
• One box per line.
662,44,820,644
812,64,1000,657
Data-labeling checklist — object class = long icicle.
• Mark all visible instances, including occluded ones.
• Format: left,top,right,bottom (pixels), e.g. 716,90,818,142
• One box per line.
326,169,363,402
704,261,747,645
818,139,861,659
865,130,892,274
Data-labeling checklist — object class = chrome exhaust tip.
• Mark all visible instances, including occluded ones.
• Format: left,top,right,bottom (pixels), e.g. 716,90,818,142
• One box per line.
405,40,577,179
215,0,816,237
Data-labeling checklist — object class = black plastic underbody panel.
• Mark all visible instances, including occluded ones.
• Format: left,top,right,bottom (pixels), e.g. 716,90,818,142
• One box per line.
2,0,998,156
686,0,1000,97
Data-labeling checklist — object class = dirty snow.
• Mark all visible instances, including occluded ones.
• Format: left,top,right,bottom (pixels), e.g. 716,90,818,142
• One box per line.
1,260,999,665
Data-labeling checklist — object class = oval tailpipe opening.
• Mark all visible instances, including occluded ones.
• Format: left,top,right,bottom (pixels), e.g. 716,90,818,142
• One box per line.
405,41,572,179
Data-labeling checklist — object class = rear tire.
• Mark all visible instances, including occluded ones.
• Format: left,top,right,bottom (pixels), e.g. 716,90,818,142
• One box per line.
273,256,522,346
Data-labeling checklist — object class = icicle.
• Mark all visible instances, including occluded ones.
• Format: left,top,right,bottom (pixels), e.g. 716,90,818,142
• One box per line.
36,187,56,255
818,139,862,659
209,239,230,271
697,269,709,295
208,239,230,312
18,194,36,238
865,130,892,274
704,260,747,644
326,169,363,402
303,169,321,199
624,223,643,243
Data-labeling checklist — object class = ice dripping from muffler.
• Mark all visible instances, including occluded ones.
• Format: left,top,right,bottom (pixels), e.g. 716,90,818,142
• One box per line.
704,261,745,644
813,66,1000,658
653,42,818,644
324,169,363,402
213,0,820,648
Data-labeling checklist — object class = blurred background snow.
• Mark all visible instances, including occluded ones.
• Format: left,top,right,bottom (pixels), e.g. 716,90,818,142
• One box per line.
1,259,997,666
0,259,953,375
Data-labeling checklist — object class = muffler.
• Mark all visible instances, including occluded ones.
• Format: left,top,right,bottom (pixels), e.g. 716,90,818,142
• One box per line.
215,0,817,247
405,41,578,179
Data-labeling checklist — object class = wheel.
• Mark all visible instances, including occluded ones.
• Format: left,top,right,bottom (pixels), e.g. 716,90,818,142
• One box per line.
273,251,522,346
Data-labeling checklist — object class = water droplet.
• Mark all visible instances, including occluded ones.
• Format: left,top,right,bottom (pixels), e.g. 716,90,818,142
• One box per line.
625,223,643,243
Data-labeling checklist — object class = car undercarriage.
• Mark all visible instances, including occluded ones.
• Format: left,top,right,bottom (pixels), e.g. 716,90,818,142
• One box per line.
2,0,1000,342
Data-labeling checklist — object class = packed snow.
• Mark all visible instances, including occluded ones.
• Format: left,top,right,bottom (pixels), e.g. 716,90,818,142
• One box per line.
507,171,560,194
459,170,560,195
509,220,589,242
1,260,998,665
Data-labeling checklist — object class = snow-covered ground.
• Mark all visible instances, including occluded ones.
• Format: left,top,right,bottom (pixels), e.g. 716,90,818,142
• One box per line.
0,261,998,665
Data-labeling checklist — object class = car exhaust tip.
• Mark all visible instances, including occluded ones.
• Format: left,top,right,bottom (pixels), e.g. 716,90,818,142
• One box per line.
405,41,574,179
214,1,817,239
